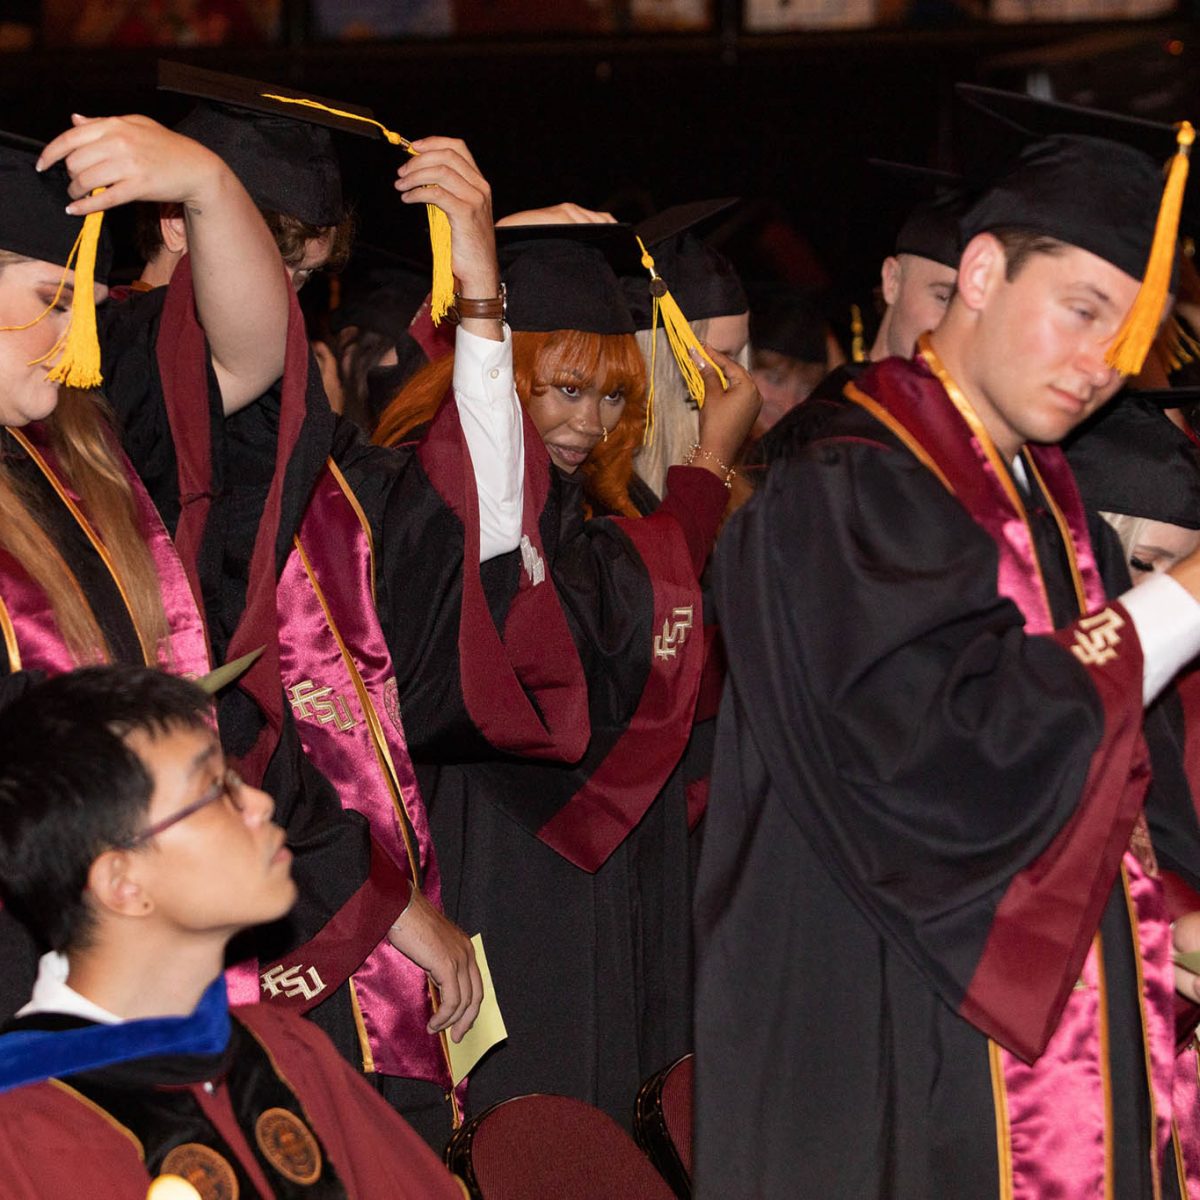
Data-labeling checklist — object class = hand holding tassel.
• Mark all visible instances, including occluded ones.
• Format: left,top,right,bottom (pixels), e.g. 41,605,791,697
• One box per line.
395,138,502,338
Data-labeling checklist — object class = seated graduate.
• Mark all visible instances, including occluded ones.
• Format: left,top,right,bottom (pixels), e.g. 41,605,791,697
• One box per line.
0,665,466,1200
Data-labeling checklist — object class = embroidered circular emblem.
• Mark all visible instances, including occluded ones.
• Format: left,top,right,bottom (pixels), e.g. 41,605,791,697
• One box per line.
383,677,403,735
255,1107,322,1185
159,1144,238,1200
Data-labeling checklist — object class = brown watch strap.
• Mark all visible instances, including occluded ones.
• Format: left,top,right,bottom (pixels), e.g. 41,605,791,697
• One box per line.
447,282,507,324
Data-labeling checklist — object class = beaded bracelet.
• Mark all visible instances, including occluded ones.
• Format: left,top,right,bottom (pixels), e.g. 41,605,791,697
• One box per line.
683,442,736,489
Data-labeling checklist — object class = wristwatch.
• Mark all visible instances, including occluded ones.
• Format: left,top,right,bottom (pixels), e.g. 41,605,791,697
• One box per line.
446,282,507,325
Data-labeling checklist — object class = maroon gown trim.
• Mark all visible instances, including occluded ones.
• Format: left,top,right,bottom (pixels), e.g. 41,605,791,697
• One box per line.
416,391,591,763
255,840,412,1016
157,255,309,786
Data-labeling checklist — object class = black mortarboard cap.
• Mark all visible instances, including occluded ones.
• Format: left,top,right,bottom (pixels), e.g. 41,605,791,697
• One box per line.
868,161,967,269
1066,394,1200,529
0,131,112,282
956,84,1196,375
747,282,828,364
159,60,381,227
623,199,747,330
498,224,640,335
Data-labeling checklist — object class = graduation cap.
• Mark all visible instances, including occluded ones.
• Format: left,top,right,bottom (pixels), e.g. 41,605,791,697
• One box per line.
955,84,1196,377
868,161,967,269
1065,394,1200,529
620,199,744,440
0,131,113,390
747,282,829,364
497,224,640,335
625,199,747,328
159,61,456,324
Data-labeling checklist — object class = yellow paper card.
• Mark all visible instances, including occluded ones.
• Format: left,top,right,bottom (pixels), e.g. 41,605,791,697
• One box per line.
446,934,507,1087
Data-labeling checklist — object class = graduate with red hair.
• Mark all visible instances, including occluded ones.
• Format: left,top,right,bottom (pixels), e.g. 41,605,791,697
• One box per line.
375,226,760,1124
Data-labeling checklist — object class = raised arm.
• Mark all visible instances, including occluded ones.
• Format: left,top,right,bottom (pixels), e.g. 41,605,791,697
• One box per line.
397,137,524,559
39,113,289,413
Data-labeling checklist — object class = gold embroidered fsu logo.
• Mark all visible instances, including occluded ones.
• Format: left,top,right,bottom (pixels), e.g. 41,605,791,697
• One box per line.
255,1107,323,1185
159,1143,238,1200
654,606,694,661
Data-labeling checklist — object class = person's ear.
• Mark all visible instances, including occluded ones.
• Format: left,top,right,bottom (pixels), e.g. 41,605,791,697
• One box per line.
87,850,153,919
880,256,902,307
158,203,188,256
956,233,1006,313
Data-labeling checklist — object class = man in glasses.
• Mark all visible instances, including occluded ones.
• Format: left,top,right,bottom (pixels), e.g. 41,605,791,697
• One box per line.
0,666,464,1198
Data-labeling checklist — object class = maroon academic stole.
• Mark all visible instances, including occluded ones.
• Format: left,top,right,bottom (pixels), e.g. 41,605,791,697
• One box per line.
0,423,209,679
848,337,1175,1199
535,508,706,872
276,460,459,1109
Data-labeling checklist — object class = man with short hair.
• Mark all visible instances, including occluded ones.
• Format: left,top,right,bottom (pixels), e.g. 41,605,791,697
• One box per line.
868,175,963,361
0,666,465,1198
695,95,1200,1197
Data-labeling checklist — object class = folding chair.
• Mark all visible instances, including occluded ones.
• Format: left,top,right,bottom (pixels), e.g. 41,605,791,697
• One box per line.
634,1053,694,1198
446,1092,677,1199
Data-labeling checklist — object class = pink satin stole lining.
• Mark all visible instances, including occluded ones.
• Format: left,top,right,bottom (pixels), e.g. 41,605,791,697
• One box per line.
276,461,451,1088
856,352,1176,1198
0,426,208,678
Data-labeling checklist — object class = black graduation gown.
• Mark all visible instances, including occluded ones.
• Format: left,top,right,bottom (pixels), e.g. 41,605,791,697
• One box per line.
379,460,722,1130
100,282,621,1146
97,283,443,1130
693,395,1200,1198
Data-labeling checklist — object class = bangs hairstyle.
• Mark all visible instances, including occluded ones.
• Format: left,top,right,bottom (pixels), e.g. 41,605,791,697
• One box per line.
518,330,646,518
372,329,647,518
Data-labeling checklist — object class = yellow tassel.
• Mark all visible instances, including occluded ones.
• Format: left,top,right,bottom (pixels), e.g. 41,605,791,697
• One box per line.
260,92,455,326
4,193,107,389
850,303,866,364
636,237,727,446
1106,121,1195,377
426,204,455,325
44,204,104,389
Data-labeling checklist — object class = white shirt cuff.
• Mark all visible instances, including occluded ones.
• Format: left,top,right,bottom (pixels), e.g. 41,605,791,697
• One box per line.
1119,572,1200,705
452,324,524,561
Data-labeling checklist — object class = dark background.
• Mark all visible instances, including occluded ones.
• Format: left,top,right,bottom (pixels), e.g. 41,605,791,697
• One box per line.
3,10,1198,321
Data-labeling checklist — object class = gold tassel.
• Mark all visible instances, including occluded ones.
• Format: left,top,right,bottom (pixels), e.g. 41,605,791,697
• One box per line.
850,303,866,364
426,205,454,325
636,236,727,446
2,192,106,389
260,93,456,325
1106,121,1195,377
44,202,105,389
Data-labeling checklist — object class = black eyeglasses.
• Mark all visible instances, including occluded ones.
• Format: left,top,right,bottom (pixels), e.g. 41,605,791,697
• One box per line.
128,766,245,847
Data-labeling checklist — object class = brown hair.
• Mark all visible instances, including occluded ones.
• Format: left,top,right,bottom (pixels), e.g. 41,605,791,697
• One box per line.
135,203,355,274
0,253,169,664
373,329,647,518
990,228,1067,282
262,210,355,274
